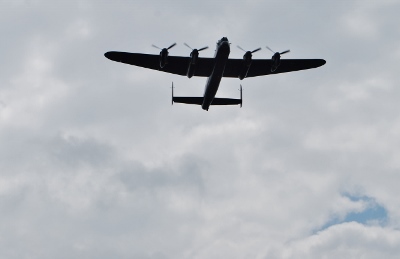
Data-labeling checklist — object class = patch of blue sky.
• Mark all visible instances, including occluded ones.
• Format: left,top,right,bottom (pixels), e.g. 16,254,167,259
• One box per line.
317,194,388,232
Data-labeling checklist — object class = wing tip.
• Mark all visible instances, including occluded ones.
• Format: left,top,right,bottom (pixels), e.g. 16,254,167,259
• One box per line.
318,59,327,67
104,51,120,62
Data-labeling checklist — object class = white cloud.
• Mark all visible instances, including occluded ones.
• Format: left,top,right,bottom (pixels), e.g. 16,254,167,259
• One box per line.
1,0,400,258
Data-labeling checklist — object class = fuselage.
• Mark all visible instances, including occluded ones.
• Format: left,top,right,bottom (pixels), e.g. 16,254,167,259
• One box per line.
201,37,230,111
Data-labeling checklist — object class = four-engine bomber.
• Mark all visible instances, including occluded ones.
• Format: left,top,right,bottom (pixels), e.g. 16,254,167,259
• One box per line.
105,37,326,111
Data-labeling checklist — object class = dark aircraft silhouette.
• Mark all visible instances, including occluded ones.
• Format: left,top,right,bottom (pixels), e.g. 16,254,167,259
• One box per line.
104,37,326,111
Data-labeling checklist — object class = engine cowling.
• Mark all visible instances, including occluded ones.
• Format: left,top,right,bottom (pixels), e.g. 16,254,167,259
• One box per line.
152,43,176,68
184,44,208,78
238,51,253,80
190,49,199,64
271,52,281,72
159,48,169,68
266,48,289,72
186,50,199,78
237,46,261,80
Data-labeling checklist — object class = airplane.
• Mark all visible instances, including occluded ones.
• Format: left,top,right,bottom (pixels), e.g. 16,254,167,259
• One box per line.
104,37,326,111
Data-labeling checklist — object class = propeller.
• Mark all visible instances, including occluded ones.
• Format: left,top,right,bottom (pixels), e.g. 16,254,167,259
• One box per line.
236,46,261,79
152,43,176,68
152,42,177,50
266,46,290,55
267,46,289,72
184,43,208,68
184,43,208,52
237,46,261,54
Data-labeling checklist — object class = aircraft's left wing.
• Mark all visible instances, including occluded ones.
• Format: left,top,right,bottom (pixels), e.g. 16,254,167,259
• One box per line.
222,58,326,78
105,52,215,76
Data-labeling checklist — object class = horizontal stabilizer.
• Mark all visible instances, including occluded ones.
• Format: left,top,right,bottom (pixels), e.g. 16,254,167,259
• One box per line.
211,98,242,105
173,97,203,105
173,97,241,106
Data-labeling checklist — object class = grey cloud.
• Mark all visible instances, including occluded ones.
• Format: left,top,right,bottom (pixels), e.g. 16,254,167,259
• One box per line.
1,0,400,258
271,222,400,259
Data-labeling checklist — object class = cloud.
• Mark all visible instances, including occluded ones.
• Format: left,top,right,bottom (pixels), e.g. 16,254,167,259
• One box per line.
1,0,400,258
269,222,400,259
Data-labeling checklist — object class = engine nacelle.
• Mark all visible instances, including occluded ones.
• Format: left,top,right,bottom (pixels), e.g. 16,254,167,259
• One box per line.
238,51,253,80
159,48,169,68
271,52,281,72
190,49,199,65
187,63,196,78
186,49,200,78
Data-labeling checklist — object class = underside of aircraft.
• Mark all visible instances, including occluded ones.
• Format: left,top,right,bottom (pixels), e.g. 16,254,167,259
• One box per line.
105,37,326,111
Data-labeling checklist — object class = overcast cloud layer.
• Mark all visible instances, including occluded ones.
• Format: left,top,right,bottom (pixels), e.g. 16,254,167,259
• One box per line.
1,0,400,258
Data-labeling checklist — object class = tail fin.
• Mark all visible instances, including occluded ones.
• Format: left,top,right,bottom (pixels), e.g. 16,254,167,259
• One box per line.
171,82,174,105
240,84,242,108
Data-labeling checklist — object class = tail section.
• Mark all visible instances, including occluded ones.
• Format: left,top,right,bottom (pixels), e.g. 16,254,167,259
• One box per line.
171,82,174,105
240,84,242,108
173,97,204,105
210,98,242,105
171,82,243,108
173,96,241,106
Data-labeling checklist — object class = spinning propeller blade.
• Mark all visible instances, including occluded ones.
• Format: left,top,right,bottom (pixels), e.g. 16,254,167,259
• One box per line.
198,46,209,51
184,43,208,52
167,43,176,50
266,46,275,53
237,45,246,52
184,43,192,49
266,46,290,55
152,43,176,50
238,46,261,53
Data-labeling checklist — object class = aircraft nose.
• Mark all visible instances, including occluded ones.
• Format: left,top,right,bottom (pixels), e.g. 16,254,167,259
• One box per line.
220,40,230,50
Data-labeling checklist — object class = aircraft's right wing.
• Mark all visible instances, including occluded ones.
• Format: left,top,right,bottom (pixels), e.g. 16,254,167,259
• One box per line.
105,51,215,77
223,58,326,78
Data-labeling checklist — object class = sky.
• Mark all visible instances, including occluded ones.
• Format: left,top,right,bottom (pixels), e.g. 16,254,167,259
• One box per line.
1,0,400,258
